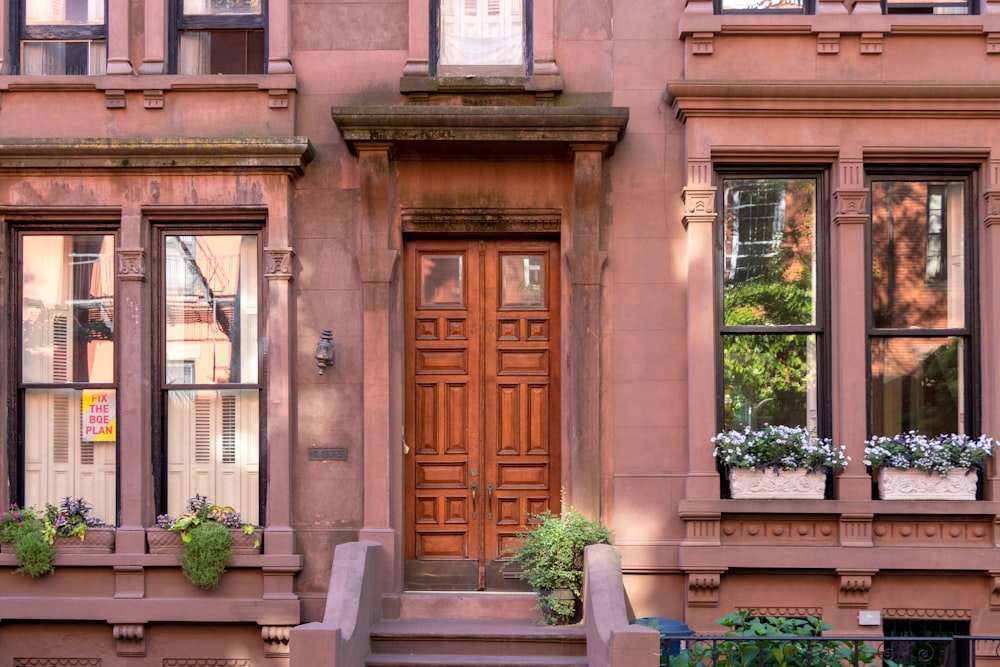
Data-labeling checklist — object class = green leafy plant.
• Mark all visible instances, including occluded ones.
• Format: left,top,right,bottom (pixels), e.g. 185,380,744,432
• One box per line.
43,497,107,542
0,504,54,578
157,495,258,590
180,520,233,590
506,492,612,625
669,610,894,667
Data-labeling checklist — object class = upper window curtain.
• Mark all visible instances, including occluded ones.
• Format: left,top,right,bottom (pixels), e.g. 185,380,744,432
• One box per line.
439,0,524,67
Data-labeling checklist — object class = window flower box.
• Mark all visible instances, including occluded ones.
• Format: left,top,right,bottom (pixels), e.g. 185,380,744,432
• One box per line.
877,467,978,500
52,526,116,553
865,431,994,499
713,424,847,499
728,467,827,499
147,527,261,555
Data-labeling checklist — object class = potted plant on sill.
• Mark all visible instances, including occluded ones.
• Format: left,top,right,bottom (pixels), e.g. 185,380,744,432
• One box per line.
43,497,114,552
0,504,55,578
0,497,111,577
154,494,259,590
864,431,996,500
713,424,849,499
506,493,612,625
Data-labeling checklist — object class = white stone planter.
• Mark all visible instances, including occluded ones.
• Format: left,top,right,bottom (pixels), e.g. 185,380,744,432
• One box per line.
878,468,978,500
728,468,826,499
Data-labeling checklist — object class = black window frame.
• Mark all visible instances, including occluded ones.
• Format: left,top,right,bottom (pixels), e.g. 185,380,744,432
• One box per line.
10,223,120,524
715,0,812,14
168,0,268,75
714,166,832,436
865,168,980,442
11,0,109,75
429,0,533,76
881,0,975,13
150,222,267,524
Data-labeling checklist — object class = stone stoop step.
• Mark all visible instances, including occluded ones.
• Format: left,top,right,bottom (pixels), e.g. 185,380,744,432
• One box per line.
367,617,587,667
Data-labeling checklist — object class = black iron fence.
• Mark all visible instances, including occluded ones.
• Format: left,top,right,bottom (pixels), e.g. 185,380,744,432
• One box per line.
657,634,1000,667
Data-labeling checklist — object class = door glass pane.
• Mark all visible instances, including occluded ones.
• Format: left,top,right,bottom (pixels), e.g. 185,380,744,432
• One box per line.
22,234,115,384
870,337,964,436
24,388,117,522
501,254,544,308
421,254,464,307
164,235,258,384
166,389,259,525
871,181,965,329
722,178,817,326
440,0,523,66
723,333,819,431
26,0,104,24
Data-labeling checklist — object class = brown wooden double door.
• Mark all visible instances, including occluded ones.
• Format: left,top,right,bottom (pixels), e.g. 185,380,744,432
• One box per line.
404,238,561,591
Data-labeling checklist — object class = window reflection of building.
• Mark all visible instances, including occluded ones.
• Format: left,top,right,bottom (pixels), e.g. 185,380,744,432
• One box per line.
869,180,970,437
164,234,260,525
21,234,116,522
720,177,821,433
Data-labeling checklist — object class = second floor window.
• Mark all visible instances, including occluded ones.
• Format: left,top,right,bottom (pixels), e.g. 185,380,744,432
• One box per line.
19,0,107,75
717,0,807,13
435,0,528,73
719,175,825,432
883,0,972,12
174,0,265,74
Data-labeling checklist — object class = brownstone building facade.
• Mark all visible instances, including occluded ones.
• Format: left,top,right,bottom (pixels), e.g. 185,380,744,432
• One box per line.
2,0,1000,662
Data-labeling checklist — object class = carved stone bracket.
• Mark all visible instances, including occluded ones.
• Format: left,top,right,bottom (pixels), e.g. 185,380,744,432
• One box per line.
860,33,884,54
113,623,146,657
262,625,292,658
692,33,714,55
264,247,294,281
838,570,876,608
988,34,1000,54
990,571,1000,609
106,89,126,109
833,189,868,225
985,191,1000,227
117,248,147,281
687,570,724,607
817,33,840,55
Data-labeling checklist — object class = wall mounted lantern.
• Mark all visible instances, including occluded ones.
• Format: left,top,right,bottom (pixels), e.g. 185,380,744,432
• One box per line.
316,330,334,375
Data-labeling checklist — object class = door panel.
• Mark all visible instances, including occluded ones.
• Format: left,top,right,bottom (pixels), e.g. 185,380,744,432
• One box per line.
405,238,560,591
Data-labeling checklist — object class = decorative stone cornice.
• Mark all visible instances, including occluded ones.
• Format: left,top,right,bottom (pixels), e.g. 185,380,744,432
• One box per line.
668,81,1000,121
331,106,629,159
882,608,972,620
0,137,314,174
740,606,823,617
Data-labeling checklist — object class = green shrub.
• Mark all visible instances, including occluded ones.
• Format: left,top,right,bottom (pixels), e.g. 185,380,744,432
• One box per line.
669,611,893,667
507,495,611,625
3,517,55,579
179,520,233,590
